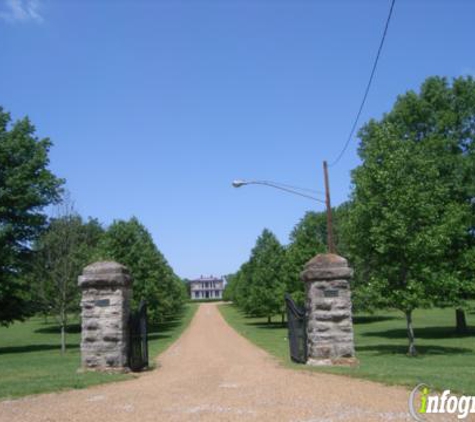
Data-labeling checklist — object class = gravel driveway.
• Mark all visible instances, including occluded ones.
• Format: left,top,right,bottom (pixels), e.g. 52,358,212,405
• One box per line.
0,303,419,421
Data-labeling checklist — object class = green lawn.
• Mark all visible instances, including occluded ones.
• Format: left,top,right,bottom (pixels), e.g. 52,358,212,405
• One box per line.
0,303,198,399
219,304,475,395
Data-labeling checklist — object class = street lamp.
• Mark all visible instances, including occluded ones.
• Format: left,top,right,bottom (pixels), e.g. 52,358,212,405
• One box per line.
232,173,336,254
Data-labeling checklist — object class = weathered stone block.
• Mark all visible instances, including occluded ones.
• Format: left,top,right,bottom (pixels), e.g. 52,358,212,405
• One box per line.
333,300,351,311
105,354,120,367
335,342,355,358
330,280,350,289
85,320,99,330
314,343,332,359
84,333,99,342
103,331,120,342
313,300,332,311
313,310,350,321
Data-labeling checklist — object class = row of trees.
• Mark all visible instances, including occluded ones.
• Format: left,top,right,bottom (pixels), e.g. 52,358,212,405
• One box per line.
0,107,187,352
223,209,345,323
225,76,475,356
31,209,187,353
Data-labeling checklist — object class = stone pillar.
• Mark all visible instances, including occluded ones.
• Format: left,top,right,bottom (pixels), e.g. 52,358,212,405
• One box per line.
301,253,356,366
78,261,133,371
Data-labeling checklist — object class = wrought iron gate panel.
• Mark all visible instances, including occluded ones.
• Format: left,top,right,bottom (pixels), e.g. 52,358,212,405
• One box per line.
128,300,148,372
285,293,307,364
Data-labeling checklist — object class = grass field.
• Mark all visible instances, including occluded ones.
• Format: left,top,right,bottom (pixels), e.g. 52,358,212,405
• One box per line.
0,303,198,399
219,304,475,395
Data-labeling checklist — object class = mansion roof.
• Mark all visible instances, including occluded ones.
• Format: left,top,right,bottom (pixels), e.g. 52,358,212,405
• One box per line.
189,275,223,284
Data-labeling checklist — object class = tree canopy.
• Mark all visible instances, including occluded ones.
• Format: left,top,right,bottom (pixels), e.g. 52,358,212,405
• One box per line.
225,229,286,323
0,108,64,325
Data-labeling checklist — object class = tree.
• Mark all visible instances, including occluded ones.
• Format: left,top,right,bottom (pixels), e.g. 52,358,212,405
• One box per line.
96,217,186,323
347,120,471,356
225,230,286,323
228,261,253,310
0,108,64,325
222,273,236,302
376,76,475,332
32,200,104,353
245,229,286,323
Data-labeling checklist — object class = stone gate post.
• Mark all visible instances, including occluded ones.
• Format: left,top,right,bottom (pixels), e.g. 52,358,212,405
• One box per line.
78,261,133,371
301,253,356,366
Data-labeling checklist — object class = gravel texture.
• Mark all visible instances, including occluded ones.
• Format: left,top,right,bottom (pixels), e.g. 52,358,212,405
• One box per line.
0,303,435,421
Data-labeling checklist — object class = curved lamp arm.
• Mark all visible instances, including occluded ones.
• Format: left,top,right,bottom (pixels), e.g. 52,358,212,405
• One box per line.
232,179,325,203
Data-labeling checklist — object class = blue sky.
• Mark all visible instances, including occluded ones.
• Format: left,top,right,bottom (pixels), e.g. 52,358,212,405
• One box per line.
1,0,474,279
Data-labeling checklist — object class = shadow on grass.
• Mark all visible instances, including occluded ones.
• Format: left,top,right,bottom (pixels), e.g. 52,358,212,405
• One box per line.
147,313,189,339
148,319,183,335
364,326,475,340
245,322,287,330
0,343,80,355
147,333,172,341
357,344,474,356
35,324,81,334
353,315,399,324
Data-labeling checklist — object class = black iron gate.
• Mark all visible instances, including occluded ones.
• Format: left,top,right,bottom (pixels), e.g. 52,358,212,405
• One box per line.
128,300,148,372
285,294,307,363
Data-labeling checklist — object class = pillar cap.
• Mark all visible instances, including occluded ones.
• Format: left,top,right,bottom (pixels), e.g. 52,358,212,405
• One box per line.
305,253,348,268
301,253,352,282
78,261,132,288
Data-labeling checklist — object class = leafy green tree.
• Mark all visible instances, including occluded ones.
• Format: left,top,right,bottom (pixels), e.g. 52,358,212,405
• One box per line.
0,108,64,325
380,76,475,332
182,278,191,299
32,202,104,353
347,120,471,356
231,261,253,310
226,230,286,322
222,273,237,302
96,217,186,323
245,229,286,323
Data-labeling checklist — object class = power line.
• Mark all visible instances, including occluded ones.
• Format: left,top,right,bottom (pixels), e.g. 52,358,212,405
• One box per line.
329,0,396,167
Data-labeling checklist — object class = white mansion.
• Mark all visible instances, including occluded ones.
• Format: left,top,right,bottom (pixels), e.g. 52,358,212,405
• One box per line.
189,276,225,300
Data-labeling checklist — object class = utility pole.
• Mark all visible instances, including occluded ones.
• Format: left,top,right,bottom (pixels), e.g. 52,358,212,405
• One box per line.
323,160,335,253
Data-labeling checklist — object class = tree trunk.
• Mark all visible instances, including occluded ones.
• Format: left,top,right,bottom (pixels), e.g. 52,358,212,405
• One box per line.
267,315,271,324
281,312,285,325
405,310,417,356
60,323,66,355
456,309,468,334
60,306,66,355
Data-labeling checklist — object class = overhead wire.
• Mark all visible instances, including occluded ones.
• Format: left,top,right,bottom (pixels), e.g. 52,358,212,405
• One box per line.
329,0,396,167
